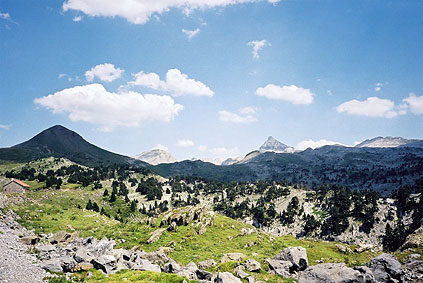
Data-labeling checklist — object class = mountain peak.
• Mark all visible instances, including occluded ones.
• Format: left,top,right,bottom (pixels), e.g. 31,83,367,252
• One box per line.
134,149,176,165
355,136,418,148
259,136,294,153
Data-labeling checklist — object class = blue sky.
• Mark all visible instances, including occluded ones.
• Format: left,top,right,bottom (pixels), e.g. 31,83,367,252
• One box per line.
1,0,423,161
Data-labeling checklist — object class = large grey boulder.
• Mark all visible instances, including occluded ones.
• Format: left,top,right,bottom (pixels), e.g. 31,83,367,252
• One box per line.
298,263,376,283
132,259,161,273
266,259,292,277
196,269,213,281
163,259,183,273
213,272,242,283
59,255,76,273
273,247,308,272
369,253,404,282
41,259,63,273
244,259,261,272
91,254,116,274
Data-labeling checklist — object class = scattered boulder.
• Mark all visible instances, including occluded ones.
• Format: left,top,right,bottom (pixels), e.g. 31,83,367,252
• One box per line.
369,253,404,282
266,259,292,277
214,272,242,283
41,259,63,273
335,244,352,254
221,253,246,263
50,231,73,244
91,254,116,274
198,259,216,269
72,262,93,272
147,228,166,244
132,259,161,273
273,247,308,272
163,259,182,273
196,269,213,280
298,263,376,283
244,259,261,272
20,235,40,245
234,266,249,279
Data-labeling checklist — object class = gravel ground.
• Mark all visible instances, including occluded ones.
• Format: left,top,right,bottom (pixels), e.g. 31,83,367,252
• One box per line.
0,206,48,283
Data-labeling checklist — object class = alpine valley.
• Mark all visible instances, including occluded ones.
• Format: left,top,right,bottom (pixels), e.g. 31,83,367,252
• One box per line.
1,125,423,283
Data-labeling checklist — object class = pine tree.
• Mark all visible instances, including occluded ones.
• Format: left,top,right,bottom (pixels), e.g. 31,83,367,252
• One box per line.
130,200,137,212
103,189,109,196
92,202,100,212
109,192,116,202
86,200,93,210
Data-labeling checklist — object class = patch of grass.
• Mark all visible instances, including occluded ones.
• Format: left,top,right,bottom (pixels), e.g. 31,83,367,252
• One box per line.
88,270,198,283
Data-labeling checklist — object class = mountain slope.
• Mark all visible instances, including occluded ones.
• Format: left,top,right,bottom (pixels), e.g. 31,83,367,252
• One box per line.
0,125,146,167
355,136,419,148
134,149,176,165
259,136,295,153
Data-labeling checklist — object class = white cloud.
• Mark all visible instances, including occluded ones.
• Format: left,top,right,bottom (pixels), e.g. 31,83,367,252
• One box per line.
296,139,344,151
218,110,257,123
153,144,168,151
182,28,200,39
247,40,270,59
0,12,10,20
0,124,10,130
58,73,67,79
176,139,195,147
129,68,214,97
375,82,383,92
239,106,259,114
73,15,83,22
197,145,207,151
85,63,124,82
256,84,314,105
403,93,423,115
336,97,406,118
208,146,240,158
34,84,183,132
63,0,278,25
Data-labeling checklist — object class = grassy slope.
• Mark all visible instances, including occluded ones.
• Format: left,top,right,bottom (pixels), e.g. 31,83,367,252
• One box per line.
4,185,388,283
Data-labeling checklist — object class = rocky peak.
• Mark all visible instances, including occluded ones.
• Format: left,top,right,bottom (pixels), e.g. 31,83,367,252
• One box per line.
134,149,176,165
259,136,294,153
355,136,418,148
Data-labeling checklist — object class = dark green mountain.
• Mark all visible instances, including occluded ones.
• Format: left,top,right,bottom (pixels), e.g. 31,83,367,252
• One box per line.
0,125,147,167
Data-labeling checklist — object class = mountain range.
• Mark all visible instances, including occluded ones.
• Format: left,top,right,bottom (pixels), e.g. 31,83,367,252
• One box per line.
1,125,423,194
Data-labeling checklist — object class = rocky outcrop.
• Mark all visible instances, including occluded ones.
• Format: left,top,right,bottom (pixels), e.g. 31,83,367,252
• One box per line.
221,253,246,263
369,253,404,282
273,246,308,272
198,259,216,269
298,263,376,283
147,228,166,243
401,226,423,250
244,259,261,272
160,205,214,235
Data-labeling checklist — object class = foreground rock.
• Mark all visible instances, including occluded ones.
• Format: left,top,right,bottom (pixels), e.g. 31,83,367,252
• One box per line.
213,272,242,283
369,253,404,282
298,263,375,283
0,209,48,283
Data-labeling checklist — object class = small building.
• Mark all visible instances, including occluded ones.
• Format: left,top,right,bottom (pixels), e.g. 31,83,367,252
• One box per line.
2,179,30,193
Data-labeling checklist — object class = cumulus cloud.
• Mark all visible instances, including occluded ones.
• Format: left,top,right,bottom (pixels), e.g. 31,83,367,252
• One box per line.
0,12,11,20
336,97,406,118
63,0,278,24
182,28,200,39
73,15,83,22
153,144,168,151
176,139,195,147
296,139,344,151
256,84,314,105
85,63,124,82
247,40,270,59
218,110,257,123
403,93,423,115
0,124,10,130
34,84,183,132
129,68,214,97
208,146,240,158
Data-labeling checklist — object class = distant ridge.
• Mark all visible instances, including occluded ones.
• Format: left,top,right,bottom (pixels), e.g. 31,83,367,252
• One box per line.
134,149,176,165
0,125,146,167
355,136,419,148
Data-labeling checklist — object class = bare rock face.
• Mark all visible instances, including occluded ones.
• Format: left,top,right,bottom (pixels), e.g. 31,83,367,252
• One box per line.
147,228,166,244
273,246,308,272
213,272,243,283
401,226,423,250
160,205,214,235
369,253,404,282
298,263,376,283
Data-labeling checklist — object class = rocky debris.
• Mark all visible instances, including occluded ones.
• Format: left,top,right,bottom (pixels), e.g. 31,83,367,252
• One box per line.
198,259,216,269
49,231,76,245
335,244,352,254
196,269,213,281
272,246,308,272
298,263,376,283
405,253,421,262
20,235,40,245
0,209,49,282
163,259,182,273
147,228,166,243
369,253,404,282
221,252,246,263
401,226,423,250
403,260,423,282
244,259,261,272
354,244,374,253
240,227,255,236
160,205,214,235
213,272,242,283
